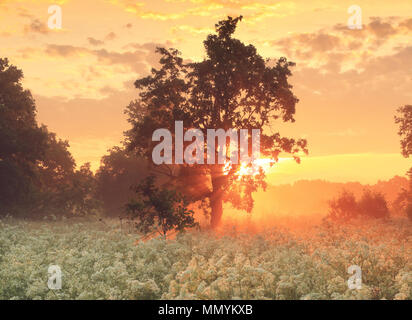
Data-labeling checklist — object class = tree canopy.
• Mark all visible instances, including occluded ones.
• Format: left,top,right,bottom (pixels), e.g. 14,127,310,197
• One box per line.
125,16,308,228
395,105,412,159
395,104,412,220
0,57,98,217
0,58,48,212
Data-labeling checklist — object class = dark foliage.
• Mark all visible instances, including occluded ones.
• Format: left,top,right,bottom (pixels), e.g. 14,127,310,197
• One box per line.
125,16,307,228
358,190,389,219
96,147,150,216
395,105,412,220
126,175,198,237
329,189,389,221
328,190,359,221
0,58,48,214
0,58,99,217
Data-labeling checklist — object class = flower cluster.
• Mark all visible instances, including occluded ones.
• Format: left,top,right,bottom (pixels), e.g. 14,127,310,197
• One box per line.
0,217,410,300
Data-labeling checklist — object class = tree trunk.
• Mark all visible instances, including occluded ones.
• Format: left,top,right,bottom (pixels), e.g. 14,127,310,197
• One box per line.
210,167,224,229
210,188,223,229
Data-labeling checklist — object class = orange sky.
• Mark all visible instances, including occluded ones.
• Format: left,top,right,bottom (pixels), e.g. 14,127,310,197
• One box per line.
1,0,411,184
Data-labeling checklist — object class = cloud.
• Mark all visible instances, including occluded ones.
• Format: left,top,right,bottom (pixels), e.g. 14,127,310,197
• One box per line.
105,32,117,41
109,0,294,22
275,33,341,54
15,41,167,101
24,18,49,34
399,18,412,30
37,42,164,75
368,18,397,38
34,82,138,169
270,16,412,72
87,32,118,46
332,16,412,40
292,45,412,91
88,37,104,46
139,12,185,20
360,45,412,78
170,25,213,36
92,48,149,72
45,44,88,57
271,41,412,158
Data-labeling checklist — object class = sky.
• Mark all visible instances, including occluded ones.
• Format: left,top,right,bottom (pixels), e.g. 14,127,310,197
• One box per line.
1,0,411,184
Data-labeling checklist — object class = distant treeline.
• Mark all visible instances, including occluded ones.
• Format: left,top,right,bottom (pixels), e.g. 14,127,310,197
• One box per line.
252,176,409,217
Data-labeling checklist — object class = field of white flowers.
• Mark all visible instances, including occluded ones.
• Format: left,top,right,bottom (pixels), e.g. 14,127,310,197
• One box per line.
0,216,410,300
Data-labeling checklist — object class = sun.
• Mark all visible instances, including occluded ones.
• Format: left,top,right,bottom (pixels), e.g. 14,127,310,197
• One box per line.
223,158,276,178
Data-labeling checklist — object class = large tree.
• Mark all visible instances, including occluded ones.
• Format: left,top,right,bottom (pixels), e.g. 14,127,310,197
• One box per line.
125,17,307,228
0,58,48,213
395,105,412,159
33,129,99,217
395,105,412,183
395,105,412,219
0,57,98,217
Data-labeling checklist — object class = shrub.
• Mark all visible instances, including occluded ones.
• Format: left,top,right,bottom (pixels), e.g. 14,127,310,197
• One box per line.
126,176,199,238
358,190,389,219
328,190,359,221
328,189,390,221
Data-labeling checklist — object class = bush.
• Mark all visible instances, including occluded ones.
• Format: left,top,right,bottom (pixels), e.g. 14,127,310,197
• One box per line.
126,176,199,238
329,189,390,221
358,190,389,219
328,190,359,221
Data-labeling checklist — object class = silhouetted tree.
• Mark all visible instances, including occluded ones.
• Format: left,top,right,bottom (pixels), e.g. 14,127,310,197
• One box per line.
0,58,99,217
125,17,307,228
395,105,412,158
31,128,76,216
27,127,99,217
0,58,48,215
395,105,412,220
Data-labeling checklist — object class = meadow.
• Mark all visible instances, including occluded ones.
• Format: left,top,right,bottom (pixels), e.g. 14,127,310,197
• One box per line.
0,216,410,300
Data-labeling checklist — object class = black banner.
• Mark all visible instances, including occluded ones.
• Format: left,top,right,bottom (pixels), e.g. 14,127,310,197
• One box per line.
0,300,406,319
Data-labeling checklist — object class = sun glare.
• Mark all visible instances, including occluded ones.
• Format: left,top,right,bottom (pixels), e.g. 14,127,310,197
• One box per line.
223,158,276,177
